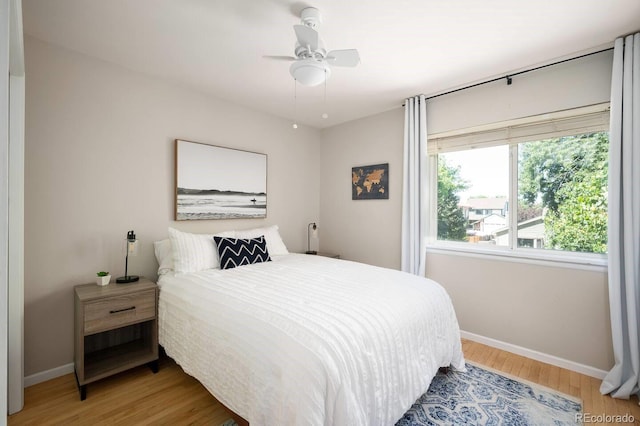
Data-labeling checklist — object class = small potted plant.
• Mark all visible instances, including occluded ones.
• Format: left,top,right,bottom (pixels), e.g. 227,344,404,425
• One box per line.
96,271,111,286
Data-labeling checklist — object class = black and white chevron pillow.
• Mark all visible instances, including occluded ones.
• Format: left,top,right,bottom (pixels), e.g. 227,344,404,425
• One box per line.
213,235,271,270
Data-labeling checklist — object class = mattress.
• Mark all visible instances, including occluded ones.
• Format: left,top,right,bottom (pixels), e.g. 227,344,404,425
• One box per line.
158,254,464,426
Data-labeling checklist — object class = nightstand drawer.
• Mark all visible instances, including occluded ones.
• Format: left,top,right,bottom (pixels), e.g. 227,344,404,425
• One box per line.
84,289,156,334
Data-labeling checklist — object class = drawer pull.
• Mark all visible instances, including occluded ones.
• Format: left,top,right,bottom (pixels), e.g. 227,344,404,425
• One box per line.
109,306,136,314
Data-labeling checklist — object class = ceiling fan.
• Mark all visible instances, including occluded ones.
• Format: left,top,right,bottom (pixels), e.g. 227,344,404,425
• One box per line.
267,7,361,86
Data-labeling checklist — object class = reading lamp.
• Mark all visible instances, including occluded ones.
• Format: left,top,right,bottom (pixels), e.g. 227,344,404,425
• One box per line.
306,222,318,254
116,230,140,283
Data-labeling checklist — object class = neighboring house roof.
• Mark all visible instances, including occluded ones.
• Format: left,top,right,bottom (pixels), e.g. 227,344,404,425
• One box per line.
470,214,507,236
470,213,507,226
495,216,544,237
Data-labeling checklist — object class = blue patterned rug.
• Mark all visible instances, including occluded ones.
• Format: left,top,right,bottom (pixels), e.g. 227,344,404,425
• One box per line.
221,363,581,426
396,362,582,426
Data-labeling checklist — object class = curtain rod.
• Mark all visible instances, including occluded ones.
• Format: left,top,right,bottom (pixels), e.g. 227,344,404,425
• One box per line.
404,47,613,105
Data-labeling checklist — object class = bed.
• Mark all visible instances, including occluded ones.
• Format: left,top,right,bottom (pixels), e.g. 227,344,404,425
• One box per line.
155,226,465,426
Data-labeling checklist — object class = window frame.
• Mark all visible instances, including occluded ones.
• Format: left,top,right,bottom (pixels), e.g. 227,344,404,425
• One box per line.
425,103,610,269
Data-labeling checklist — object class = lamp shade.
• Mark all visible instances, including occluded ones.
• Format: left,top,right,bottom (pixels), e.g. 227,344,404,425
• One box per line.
290,59,331,86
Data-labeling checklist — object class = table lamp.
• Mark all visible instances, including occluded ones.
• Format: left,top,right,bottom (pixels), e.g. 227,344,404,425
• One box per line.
116,230,140,283
306,222,318,254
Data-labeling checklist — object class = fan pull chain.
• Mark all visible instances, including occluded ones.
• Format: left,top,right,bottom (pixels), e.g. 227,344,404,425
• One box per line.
292,78,298,129
322,70,329,119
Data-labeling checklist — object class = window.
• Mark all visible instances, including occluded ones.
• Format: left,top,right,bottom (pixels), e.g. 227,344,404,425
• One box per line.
428,104,609,263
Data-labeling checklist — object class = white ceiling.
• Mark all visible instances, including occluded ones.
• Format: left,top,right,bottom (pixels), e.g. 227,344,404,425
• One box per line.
21,0,640,129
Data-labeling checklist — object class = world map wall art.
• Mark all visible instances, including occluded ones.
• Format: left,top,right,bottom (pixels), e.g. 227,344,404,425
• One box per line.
352,163,389,200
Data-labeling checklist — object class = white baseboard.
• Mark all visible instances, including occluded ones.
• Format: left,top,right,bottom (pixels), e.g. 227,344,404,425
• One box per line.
24,363,74,388
461,330,608,380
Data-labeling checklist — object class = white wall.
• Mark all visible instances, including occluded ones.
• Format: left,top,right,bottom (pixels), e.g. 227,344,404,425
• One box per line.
426,254,610,371
1,0,10,420
319,50,614,372
8,0,25,414
427,50,613,134
24,36,321,376
8,50,24,417
319,108,404,269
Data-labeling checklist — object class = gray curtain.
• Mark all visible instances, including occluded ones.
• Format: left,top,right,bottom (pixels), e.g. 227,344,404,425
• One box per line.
600,32,640,399
401,95,428,276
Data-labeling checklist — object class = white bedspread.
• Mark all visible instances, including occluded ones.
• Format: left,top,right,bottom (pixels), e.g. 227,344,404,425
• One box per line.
158,254,464,426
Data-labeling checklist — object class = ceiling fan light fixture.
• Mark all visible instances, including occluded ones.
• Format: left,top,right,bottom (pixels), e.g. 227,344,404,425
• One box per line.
290,59,331,86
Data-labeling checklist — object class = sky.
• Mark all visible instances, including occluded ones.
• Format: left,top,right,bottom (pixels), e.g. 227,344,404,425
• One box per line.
176,140,267,193
441,145,509,202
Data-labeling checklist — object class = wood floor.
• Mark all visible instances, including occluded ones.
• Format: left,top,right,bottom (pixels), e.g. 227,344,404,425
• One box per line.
8,339,640,425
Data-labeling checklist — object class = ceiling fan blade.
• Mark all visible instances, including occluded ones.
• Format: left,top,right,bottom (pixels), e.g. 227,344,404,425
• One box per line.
326,49,360,67
263,55,297,61
294,25,319,51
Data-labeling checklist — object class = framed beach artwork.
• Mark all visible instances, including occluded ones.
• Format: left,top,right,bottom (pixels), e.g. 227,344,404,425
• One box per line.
175,139,267,220
352,163,389,200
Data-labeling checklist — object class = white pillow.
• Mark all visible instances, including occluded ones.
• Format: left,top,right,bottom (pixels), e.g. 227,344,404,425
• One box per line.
168,227,236,274
234,224,289,256
153,239,174,275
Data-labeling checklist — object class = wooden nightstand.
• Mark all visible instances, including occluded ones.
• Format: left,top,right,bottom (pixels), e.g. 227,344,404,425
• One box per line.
74,278,159,400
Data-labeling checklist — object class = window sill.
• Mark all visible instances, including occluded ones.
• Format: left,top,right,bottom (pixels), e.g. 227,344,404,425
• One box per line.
426,243,608,272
